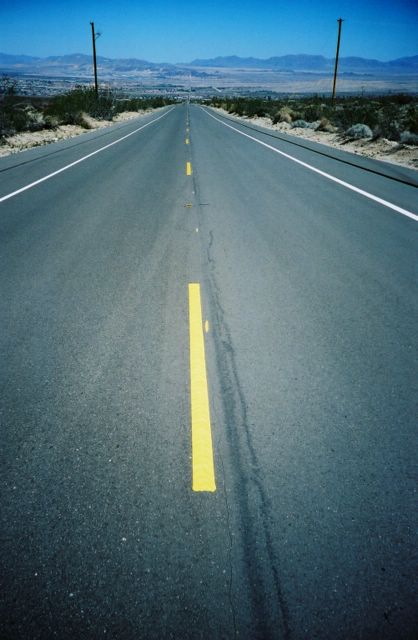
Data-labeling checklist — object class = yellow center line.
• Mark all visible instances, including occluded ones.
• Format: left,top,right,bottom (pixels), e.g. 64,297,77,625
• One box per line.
185,138,190,145
188,283,216,492
186,161,192,175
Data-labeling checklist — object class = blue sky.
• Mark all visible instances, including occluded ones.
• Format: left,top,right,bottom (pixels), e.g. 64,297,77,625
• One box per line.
1,0,417,62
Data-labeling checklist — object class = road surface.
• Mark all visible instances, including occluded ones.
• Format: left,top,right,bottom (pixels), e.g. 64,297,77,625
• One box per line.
1,103,417,639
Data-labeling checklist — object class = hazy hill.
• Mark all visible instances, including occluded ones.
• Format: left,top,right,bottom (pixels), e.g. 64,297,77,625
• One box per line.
188,54,418,74
1,52,417,81
189,55,329,70
0,52,173,76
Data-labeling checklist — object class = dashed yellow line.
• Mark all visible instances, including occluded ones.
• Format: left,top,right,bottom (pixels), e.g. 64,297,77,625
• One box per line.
188,283,216,492
186,161,192,175
185,138,190,145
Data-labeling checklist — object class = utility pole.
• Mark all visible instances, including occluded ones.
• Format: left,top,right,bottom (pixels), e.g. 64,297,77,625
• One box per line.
90,21,99,96
332,18,344,103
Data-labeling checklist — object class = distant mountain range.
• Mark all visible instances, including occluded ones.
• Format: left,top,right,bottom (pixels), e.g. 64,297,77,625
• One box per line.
1,52,417,78
188,54,418,74
0,52,172,74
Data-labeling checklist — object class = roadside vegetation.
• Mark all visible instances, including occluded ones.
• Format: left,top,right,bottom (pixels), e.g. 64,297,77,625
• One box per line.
207,94,418,145
0,78,175,139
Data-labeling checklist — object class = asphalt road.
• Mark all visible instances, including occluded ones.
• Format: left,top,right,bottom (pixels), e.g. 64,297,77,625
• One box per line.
1,103,417,639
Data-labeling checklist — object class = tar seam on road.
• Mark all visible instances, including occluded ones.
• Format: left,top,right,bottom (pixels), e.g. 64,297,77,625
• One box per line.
189,283,216,492
0,108,175,204
202,108,418,223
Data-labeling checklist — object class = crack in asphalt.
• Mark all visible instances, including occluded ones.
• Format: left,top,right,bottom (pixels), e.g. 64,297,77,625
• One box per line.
218,448,239,637
205,229,291,640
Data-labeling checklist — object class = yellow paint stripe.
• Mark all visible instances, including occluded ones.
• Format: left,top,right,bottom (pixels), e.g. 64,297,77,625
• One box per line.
185,138,190,145
189,283,216,492
186,161,192,175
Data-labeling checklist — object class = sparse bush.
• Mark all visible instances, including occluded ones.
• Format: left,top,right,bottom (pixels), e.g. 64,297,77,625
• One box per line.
373,119,402,141
45,88,173,126
272,106,293,124
345,123,373,139
74,112,93,129
316,117,335,133
114,96,172,112
46,87,114,123
0,82,175,141
304,104,323,121
207,93,418,146
0,77,29,137
292,119,310,128
391,94,413,105
400,131,418,145
232,102,245,116
405,105,418,134
24,107,46,131
243,99,267,118
0,106,31,137
43,114,60,129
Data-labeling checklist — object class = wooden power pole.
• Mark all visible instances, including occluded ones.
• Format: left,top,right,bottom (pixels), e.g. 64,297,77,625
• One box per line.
90,21,99,96
332,18,344,103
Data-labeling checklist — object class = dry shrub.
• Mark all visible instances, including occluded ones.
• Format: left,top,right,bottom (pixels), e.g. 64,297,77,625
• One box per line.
316,117,335,133
272,106,293,124
345,123,373,139
400,131,418,145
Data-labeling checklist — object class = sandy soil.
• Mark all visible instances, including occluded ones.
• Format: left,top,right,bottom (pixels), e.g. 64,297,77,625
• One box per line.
213,108,418,171
0,109,159,157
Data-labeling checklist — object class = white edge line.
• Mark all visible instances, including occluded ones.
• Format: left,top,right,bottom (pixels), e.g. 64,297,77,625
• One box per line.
0,107,175,204
202,107,418,223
